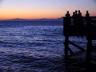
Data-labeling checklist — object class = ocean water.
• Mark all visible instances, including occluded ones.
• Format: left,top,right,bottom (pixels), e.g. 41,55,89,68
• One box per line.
0,21,87,72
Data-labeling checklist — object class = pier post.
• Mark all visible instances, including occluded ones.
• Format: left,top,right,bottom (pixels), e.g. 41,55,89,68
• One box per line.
86,36,92,71
64,36,69,72
64,36,69,60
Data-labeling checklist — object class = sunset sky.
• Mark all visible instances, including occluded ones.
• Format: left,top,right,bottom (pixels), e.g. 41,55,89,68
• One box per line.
0,0,96,19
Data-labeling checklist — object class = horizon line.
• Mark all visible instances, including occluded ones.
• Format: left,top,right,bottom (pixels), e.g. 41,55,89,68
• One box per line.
0,15,96,20
0,17,63,20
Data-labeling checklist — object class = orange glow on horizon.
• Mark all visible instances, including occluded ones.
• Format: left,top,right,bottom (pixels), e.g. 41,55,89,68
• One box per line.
0,9,95,20
0,9,64,20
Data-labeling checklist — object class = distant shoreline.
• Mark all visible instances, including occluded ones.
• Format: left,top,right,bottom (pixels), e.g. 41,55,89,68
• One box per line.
0,18,63,21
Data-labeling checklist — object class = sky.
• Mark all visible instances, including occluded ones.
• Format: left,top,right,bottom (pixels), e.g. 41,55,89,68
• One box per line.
0,0,96,19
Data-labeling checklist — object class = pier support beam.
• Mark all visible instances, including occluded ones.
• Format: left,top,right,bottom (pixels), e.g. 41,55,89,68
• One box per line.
64,36,69,59
86,36,92,71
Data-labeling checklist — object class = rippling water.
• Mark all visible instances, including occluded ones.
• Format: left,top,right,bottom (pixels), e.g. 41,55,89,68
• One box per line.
0,21,66,72
0,21,89,72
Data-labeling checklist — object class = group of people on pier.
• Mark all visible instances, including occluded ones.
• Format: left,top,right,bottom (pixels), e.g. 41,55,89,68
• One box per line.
64,10,96,72
64,10,91,36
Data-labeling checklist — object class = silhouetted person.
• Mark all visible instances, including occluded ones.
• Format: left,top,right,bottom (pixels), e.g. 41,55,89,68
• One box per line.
64,11,71,36
75,10,77,15
78,10,82,16
74,10,78,20
72,11,77,25
85,10,92,35
85,11,91,28
64,11,71,71
72,12,76,25
86,11,90,17
77,10,84,35
85,11,92,71
72,11,78,34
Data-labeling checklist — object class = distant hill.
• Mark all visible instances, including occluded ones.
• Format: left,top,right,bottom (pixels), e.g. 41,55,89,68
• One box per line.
0,18,63,21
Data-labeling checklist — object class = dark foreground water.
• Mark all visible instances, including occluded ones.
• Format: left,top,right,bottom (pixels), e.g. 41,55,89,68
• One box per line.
0,21,65,72
0,21,88,72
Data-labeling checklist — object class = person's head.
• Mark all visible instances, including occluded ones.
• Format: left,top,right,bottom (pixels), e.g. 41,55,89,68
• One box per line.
75,10,77,14
73,12,75,14
78,10,81,14
73,12,75,15
67,11,69,14
65,11,70,17
86,10,89,14
75,10,77,12
86,10,90,17
78,10,80,12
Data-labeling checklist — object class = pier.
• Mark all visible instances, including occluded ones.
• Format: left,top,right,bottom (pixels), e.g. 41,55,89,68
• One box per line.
63,11,96,72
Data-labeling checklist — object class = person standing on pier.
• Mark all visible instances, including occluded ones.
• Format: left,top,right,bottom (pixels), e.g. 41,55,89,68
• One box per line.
77,10,84,35
72,10,78,34
64,11,71,35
